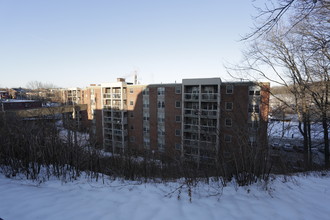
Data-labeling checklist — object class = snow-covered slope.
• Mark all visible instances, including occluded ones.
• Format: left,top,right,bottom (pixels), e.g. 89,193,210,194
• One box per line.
0,173,329,220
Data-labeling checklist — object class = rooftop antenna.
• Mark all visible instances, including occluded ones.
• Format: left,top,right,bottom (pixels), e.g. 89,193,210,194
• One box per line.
134,70,138,85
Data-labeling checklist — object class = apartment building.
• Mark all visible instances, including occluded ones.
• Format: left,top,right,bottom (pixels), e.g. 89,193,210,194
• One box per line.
62,87,82,105
83,84,103,145
62,77,270,161
219,82,270,159
181,78,222,161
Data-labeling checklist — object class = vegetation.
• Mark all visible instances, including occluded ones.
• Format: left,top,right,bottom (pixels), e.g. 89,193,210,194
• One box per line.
228,0,329,168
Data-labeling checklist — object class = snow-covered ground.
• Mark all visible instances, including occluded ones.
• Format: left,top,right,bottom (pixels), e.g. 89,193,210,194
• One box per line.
269,121,326,140
0,172,329,220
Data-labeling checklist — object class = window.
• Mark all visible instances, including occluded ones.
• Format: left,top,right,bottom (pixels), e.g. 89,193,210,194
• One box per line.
255,105,260,113
130,136,135,143
157,113,165,123
130,101,134,106
248,104,260,113
225,118,232,127
248,136,257,146
158,139,165,150
175,101,181,108
143,138,150,148
226,85,233,94
249,90,261,96
143,113,150,121
158,129,165,136
157,87,165,95
143,126,150,134
249,86,261,96
224,135,232,143
248,121,259,129
130,125,134,130
175,87,181,94
175,143,181,150
175,115,181,122
248,104,253,112
225,102,233,111
158,101,165,108
130,112,134,117
143,99,149,108
130,88,133,93
175,129,181,136
142,88,149,95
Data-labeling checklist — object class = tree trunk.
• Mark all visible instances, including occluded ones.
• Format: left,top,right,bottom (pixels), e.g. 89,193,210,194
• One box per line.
307,117,312,165
322,112,329,168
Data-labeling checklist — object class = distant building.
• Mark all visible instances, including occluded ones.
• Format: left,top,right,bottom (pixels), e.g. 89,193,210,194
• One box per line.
0,99,42,111
0,90,10,99
61,87,82,105
10,88,27,99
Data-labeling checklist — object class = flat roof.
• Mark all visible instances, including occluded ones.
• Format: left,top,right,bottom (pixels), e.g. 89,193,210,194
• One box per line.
1,99,41,103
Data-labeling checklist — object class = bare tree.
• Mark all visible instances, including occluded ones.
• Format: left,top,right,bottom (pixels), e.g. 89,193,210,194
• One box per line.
244,0,329,40
26,81,57,90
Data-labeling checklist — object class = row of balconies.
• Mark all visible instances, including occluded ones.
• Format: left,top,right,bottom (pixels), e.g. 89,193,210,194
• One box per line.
103,93,126,99
184,109,218,117
103,127,128,136
103,104,127,110
184,93,218,101
183,124,217,133
103,117,127,124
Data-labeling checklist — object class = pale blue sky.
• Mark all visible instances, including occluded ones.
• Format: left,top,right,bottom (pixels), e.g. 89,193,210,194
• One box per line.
0,0,260,88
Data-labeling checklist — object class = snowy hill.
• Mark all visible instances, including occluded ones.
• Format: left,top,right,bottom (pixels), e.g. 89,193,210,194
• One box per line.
0,172,329,220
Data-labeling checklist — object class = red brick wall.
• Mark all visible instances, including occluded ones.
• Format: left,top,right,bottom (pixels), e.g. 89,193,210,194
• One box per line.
127,86,144,150
164,86,182,153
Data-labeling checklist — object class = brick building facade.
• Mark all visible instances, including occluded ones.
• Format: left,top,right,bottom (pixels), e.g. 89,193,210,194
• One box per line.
62,77,270,161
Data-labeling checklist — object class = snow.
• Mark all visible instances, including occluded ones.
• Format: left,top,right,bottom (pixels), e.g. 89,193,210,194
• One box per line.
1,99,39,103
269,121,326,140
1,173,330,220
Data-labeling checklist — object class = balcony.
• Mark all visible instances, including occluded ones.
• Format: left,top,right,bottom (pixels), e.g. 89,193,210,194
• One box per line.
184,93,199,101
104,139,112,146
113,129,128,136
200,126,217,133
104,117,112,123
103,104,127,110
114,141,128,148
201,93,218,101
104,127,112,134
183,124,199,132
201,110,217,118
103,94,111,99
112,93,121,99
183,139,199,147
184,109,200,117
112,118,128,124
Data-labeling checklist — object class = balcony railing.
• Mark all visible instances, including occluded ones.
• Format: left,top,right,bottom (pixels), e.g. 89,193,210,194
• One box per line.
103,104,127,110
183,139,199,147
201,110,217,118
112,93,121,99
200,126,217,133
201,93,218,101
184,93,199,101
104,128,112,134
183,124,199,132
184,109,200,117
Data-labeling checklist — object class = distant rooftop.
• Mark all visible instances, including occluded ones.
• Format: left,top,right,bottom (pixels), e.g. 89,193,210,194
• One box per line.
1,99,41,103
